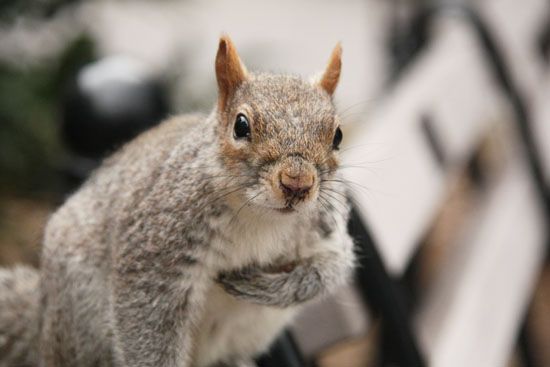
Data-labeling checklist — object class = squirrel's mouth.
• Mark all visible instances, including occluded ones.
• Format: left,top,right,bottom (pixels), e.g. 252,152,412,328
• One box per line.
275,205,295,214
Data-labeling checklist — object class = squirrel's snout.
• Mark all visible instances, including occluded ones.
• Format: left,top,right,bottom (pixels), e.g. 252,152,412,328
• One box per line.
279,170,314,199
270,156,318,207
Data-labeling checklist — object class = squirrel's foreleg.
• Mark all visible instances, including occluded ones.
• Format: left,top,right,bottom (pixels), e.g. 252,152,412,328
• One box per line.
217,231,355,308
111,244,207,367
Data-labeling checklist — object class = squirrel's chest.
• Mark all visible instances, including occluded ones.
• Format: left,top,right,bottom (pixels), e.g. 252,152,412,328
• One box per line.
192,213,306,366
193,284,297,367
192,215,302,366
206,213,301,271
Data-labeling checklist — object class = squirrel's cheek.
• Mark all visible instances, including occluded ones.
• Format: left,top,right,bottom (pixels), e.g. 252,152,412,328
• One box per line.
267,174,287,202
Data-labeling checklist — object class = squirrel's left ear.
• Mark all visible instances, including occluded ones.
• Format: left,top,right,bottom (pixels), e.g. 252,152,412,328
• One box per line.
315,43,342,96
215,35,248,111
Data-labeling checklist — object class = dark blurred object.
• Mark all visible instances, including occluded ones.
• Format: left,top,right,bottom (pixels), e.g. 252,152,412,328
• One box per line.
0,35,95,195
256,331,304,367
538,14,550,64
61,56,168,161
387,1,432,81
383,4,550,367
59,56,169,190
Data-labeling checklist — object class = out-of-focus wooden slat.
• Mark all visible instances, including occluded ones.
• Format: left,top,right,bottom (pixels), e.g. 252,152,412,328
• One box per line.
342,19,509,274
417,151,546,367
290,282,370,358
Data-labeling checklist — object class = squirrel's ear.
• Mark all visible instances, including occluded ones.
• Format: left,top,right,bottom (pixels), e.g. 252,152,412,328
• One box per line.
215,35,248,111
316,43,342,96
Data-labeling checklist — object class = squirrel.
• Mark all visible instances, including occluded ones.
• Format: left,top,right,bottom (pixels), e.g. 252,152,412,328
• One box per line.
0,35,355,367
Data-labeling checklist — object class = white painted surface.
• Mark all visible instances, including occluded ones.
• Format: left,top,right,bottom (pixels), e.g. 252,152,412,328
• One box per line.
0,0,391,114
478,0,549,101
477,0,550,183
291,282,370,357
343,109,444,274
342,19,510,274
417,154,546,367
82,0,391,112
424,19,509,167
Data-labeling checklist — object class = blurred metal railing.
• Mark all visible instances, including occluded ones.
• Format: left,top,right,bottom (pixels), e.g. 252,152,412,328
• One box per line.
259,2,549,367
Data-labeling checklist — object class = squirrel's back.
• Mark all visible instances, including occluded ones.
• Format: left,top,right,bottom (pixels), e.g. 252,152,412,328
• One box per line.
0,113,211,367
44,112,212,260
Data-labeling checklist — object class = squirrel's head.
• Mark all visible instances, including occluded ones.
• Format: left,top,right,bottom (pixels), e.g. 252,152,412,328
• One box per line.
214,36,343,215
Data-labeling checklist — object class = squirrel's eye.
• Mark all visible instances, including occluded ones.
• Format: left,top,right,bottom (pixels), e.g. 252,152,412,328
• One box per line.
332,127,343,150
234,114,251,139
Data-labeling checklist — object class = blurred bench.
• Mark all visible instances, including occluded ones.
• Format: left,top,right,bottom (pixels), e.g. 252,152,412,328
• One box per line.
263,4,549,367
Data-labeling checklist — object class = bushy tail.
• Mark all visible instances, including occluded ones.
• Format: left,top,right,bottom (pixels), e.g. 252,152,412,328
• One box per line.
0,265,40,367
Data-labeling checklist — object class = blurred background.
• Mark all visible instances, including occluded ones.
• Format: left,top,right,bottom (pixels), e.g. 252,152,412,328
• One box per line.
0,0,548,366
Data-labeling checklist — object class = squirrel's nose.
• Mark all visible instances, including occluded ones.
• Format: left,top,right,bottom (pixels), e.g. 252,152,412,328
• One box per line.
280,171,314,197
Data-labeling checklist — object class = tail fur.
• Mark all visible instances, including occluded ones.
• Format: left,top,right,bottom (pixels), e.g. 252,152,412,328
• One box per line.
0,265,40,367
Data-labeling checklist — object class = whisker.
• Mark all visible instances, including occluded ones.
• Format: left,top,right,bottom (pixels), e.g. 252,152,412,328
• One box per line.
322,178,381,197
197,177,246,197
318,188,349,213
319,200,346,225
319,158,395,176
196,183,252,213
321,178,383,204
336,97,379,115
320,186,348,204
338,142,381,154
316,195,339,229
228,190,264,226
197,173,257,182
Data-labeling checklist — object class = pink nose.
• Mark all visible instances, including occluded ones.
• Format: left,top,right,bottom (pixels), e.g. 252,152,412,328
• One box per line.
280,171,313,197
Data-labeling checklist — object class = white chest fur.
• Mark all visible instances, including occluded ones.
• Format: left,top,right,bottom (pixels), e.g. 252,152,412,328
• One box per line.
194,210,304,366
193,284,297,367
206,207,302,271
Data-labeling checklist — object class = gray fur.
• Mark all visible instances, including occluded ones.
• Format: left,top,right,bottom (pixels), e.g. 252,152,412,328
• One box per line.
0,265,40,367
0,39,355,367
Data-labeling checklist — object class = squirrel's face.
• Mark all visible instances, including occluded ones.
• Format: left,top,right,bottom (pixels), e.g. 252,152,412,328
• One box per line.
215,36,343,215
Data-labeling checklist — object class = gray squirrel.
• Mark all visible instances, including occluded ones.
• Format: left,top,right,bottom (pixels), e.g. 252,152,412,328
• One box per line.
0,36,355,367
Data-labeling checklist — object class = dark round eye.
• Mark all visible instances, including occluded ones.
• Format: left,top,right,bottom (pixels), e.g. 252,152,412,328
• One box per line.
332,127,343,150
234,113,251,139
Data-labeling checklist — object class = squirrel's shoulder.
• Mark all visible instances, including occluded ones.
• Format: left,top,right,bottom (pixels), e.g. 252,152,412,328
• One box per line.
96,112,212,172
44,113,215,247
64,112,213,208
120,113,210,157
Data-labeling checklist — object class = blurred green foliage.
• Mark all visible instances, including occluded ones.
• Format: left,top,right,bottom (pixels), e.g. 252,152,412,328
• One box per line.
0,35,95,195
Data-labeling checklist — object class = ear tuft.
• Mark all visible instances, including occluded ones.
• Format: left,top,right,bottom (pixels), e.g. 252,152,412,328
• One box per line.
318,43,342,96
215,35,248,111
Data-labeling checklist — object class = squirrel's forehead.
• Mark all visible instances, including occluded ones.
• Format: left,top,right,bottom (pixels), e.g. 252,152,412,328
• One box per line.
237,75,335,118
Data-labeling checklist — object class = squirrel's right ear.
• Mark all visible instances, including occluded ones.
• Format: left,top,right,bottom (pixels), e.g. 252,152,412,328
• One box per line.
315,43,342,97
215,35,248,111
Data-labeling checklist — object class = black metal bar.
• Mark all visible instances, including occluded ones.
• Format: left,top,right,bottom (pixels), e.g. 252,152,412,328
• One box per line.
518,313,538,367
454,5,550,220
256,330,305,367
349,206,426,367
263,5,548,367
420,113,447,169
537,14,550,64
388,3,550,219
443,6,550,367
385,6,550,367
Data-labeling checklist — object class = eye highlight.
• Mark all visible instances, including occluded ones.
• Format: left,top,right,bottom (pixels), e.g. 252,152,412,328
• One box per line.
234,113,251,139
332,127,343,150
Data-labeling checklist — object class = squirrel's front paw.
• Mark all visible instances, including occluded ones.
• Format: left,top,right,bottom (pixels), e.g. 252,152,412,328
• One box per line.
217,261,321,308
